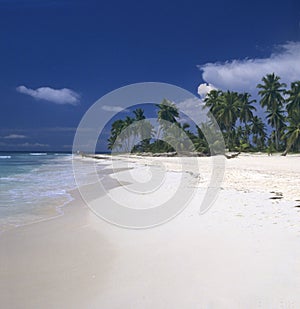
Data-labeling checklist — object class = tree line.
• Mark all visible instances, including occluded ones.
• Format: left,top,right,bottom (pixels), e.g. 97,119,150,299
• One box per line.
107,73,300,155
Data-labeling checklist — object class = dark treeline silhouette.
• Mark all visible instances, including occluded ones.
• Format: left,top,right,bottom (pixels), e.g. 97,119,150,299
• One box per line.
107,74,300,155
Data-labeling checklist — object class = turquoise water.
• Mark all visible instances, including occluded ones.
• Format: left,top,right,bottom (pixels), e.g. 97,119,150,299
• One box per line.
0,152,78,231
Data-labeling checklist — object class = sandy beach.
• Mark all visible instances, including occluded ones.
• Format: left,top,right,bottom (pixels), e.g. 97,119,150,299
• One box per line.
1,154,300,308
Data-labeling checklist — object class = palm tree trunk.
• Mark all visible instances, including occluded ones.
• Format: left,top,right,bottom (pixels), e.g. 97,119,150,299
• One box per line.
227,126,231,151
282,141,291,156
156,126,162,141
275,124,279,151
282,136,297,156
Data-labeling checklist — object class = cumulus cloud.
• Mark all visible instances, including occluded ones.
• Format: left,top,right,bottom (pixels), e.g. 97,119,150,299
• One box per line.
16,85,80,105
176,97,210,125
101,105,129,113
198,41,300,93
177,97,204,114
197,83,217,98
3,134,27,139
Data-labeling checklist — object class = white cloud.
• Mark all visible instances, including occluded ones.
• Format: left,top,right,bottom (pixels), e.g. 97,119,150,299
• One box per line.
3,134,27,139
0,142,49,149
177,97,204,114
16,85,80,105
19,142,49,147
101,105,129,113
198,41,300,93
176,97,210,125
197,83,217,98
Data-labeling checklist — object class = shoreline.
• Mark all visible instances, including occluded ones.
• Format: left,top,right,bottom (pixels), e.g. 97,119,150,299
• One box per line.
0,156,121,234
0,153,300,231
1,154,300,307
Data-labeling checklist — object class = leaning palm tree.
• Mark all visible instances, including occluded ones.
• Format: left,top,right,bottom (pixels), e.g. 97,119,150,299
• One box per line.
257,73,287,150
107,136,116,151
107,119,124,151
285,81,300,114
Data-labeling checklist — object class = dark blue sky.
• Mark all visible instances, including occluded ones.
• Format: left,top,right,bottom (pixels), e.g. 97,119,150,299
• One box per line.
1,0,299,151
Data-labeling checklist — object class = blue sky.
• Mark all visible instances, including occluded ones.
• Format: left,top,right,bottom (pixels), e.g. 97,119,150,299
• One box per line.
0,0,300,151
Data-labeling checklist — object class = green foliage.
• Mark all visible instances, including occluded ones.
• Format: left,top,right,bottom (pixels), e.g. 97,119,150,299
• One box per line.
285,81,300,114
282,109,300,153
257,73,286,150
204,90,256,151
107,76,300,155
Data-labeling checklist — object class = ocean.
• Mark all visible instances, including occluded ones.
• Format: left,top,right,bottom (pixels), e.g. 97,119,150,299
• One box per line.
0,152,95,232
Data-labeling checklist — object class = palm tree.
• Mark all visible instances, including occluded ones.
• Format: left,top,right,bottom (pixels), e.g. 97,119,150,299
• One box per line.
244,124,252,145
251,116,266,150
118,116,134,152
108,117,139,152
164,123,193,153
196,122,224,155
107,119,124,151
107,135,117,151
282,110,300,155
285,81,300,114
133,108,154,152
203,89,222,115
191,125,208,154
215,91,240,150
251,116,265,135
156,99,179,126
257,73,286,150
132,108,145,142
156,99,179,145
133,108,146,121
238,92,256,124
265,105,285,150
257,73,286,110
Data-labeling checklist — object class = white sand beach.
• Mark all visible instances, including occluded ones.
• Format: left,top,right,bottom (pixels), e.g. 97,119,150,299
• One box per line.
1,154,300,308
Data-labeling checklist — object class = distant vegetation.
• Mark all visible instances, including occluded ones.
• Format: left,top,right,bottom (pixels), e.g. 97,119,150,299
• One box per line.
107,74,300,155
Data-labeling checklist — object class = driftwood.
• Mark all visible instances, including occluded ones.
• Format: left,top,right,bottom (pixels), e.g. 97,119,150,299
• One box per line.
224,152,241,159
